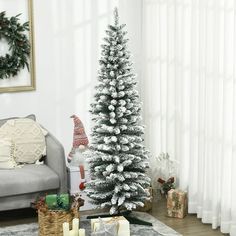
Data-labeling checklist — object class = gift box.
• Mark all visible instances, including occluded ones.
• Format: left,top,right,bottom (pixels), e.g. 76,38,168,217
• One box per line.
91,216,130,236
167,189,187,218
45,194,70,210
136,187,153,212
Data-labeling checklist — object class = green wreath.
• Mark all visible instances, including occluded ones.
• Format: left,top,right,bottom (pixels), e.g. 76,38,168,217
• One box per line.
0,11,30,79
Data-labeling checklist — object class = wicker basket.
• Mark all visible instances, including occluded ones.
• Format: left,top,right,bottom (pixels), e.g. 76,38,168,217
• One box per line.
38,206,79,236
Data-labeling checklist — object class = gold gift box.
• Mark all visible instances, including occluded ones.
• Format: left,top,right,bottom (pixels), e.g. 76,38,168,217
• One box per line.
136,187,153,212
167,189,187,218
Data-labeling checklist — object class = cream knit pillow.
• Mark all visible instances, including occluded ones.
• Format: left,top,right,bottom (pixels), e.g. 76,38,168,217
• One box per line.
0,118,48,164
0,138,17,169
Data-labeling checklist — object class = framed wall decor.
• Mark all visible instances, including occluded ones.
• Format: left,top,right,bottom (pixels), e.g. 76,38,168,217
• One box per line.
0,0,35,93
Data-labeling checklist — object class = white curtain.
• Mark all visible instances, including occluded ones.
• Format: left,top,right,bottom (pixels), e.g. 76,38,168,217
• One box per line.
141,0,236,234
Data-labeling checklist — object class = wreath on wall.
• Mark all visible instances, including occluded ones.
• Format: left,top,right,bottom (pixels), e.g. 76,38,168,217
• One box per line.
0,11,30,79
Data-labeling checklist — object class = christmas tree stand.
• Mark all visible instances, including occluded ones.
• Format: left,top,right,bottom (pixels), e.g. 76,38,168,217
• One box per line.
87,210,153,226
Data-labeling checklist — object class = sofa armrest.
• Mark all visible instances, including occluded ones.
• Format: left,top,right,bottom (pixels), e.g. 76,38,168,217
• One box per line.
45,133,67,193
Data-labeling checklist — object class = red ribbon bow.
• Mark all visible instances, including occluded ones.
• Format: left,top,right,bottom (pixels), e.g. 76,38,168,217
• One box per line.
157,177,175,184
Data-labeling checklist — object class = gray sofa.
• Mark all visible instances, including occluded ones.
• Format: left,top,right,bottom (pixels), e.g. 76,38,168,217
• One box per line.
0,115,67,211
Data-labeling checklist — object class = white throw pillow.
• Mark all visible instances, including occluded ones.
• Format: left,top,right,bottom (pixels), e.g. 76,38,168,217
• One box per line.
0,118,48,164
0,138,17,169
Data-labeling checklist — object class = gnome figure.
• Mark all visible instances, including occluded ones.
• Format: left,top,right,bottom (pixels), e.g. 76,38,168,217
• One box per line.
68,115,89,190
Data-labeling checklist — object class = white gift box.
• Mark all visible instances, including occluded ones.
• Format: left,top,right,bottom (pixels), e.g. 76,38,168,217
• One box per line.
91,216,130,236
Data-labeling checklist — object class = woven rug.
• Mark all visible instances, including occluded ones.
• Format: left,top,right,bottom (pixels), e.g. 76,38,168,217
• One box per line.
0,212,182,236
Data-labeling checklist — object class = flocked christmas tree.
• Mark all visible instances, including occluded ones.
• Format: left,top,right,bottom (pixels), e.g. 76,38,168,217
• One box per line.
86,8,150,215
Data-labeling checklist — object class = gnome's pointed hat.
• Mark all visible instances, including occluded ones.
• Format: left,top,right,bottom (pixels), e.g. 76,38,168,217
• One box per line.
71,115,89,148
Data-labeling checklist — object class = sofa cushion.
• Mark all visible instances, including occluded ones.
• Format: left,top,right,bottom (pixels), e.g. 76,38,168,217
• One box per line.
0,118,47,164
0,138,17,169
0,114,36,127
0,164,59,197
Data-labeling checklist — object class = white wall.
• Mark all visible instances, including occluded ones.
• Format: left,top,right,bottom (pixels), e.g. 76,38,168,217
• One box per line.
0,0,142,155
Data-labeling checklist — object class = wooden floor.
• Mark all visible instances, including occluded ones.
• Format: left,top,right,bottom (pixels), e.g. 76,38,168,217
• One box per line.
150,194,228,236
0,195,228,236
